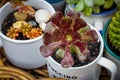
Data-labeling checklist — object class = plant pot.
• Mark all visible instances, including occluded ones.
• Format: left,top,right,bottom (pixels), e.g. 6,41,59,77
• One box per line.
46,0,66,12
65,4,117,34
0,0,55,69
46,24,117,80
102,19,120,80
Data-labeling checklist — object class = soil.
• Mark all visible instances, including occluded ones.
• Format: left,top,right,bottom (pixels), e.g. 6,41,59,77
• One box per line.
2,10,39,40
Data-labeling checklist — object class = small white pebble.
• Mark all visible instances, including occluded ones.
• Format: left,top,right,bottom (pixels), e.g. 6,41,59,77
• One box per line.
35,9,51,23
39,22,46,31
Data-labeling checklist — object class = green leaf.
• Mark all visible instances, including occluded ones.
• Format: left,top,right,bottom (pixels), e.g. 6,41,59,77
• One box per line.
84,0,94,7
66,0,79,4
83,6,92,16
103,0,114,9
92,5,100,13
55,48,65,58
78,25,90,35
93,0,105,6
75,0,84,12
114,0,120,4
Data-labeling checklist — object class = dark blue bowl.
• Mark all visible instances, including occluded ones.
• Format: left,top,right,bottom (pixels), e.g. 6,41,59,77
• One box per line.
45,0,64,4
92,8,117,16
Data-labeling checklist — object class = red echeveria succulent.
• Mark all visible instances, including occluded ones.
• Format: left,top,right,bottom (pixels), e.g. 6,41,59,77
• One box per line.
40,10,98,68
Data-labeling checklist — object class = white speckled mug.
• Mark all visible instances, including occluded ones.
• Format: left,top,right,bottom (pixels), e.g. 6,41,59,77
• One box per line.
0,0,55,69
47,24,117,80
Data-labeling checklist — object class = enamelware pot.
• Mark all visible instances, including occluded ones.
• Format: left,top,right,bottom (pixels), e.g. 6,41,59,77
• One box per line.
47,24,117,80
0,0,55,69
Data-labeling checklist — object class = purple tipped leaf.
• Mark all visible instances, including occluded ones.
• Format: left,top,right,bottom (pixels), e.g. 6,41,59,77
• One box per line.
73,18,87,32
77,49,90,63
73,42,90,63
67,10,81,18
52,29,64,42
61,46,74,68
73,32,82,42
40,41,63,57
74,41,87,53
43,33,53,45
44,22,58,35
50,11,63,28
61,17,72,29
82,29,98,42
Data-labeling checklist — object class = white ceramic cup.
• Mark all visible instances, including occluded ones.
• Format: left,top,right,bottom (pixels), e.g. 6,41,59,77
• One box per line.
0,0,55,69
47,24,117,80
65,4,117,34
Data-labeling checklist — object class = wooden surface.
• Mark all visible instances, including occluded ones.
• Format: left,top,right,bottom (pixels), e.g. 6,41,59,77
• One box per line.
0,47,110,80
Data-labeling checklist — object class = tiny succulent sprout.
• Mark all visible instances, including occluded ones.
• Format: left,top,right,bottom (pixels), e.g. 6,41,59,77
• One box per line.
40,10,99,68
35,9,51,23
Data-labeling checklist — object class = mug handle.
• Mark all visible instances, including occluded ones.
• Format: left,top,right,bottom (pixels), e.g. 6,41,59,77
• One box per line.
97,57,117,80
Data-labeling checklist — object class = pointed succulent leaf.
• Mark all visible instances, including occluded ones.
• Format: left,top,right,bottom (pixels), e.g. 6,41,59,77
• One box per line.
44,22,58,35
78,25,90,35
93,0,105,6
73,42,89,63
82,29,98,42
73,17,87,32
77,49,90,63
55,48,65,58
103,0,114,9
50,11,63,28
73,32,82,42
61,16,72,29
84,0,94,7
75,0,84,12
74,41,87,53
92,5,100,14
83,5,92,16
40,41,62,57
61,46,74,68
67,10,81,18
43,33,53,45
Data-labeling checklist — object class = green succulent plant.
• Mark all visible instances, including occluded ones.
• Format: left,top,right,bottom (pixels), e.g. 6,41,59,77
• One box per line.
66,0,118,16
108,11,120,50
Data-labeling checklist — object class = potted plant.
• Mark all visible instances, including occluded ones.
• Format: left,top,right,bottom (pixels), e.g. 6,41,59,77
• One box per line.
0,0,55,69
102,10,120,80
65,0,118,33
40,10,117,80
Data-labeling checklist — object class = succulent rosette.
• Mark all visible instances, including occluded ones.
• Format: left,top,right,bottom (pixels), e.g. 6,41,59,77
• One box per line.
40,11,99,68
